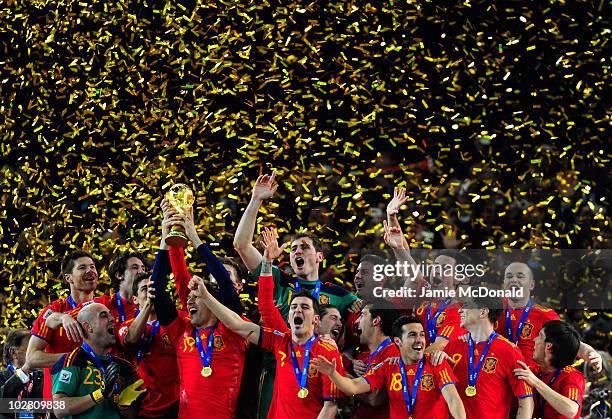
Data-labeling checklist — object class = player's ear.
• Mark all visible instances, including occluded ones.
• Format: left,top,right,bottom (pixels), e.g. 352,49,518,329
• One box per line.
316,252,324,263
544,342,554,354
393,337,402,346
132,295,138,305
313,314,320,325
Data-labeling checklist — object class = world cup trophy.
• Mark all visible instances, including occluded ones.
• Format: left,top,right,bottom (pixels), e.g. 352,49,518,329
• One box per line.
165,183,195,247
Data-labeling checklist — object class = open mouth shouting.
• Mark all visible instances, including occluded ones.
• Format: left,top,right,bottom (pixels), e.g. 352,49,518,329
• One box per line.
107,324,115,336
330,327,341,340
292,314,304,329
295,257,305,270
188,304,198,316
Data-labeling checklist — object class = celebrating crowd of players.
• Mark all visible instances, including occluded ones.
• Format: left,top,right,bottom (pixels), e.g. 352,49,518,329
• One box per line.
2,174,606,419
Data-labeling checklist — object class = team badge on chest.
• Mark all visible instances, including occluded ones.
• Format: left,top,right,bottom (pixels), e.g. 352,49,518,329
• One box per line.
483,357,498,373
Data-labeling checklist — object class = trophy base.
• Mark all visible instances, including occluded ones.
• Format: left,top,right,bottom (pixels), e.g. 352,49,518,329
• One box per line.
165,231,189,248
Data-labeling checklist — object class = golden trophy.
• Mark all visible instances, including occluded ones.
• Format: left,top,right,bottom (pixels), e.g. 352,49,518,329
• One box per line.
165,183,195,247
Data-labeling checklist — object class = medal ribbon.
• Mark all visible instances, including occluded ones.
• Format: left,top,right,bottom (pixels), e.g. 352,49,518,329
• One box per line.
136,321,160,363
289,335,317,392
536,368,563,417
547,368,562,386
426,299,451,342
67,295,77,309
294,280,321,299
81,342,118,394
115,292,127,323
366,338,392,371
194,323,216,370
398,356,425,415
505,299,533,344
467,332,497,388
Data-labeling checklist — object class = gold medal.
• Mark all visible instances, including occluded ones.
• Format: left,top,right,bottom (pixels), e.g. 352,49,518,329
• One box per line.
201,366,213,377
465,385,477,397
297,388,309,398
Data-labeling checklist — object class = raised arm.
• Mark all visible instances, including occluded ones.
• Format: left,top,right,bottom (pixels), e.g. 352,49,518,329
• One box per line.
122,294,154,346
312,355,370,396
161,198,191,307
233,172,278,271
258,227,290,331
578,341,603,373
151,248,177,327
179,207,243,314
193,276,261,345
152,212,181,326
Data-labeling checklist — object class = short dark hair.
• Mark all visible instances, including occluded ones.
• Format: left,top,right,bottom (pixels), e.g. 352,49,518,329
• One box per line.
219,256,242,279
392,316,423,340
290,290,320,314
368,302,400,338
109,252,147,289
436,249,472,266
291,233,323,253
3,329,30,365
131,272,151,298
466,295,503,324
360,254,388,266
543,320,581,369
61,251,95,276
319,304,341,320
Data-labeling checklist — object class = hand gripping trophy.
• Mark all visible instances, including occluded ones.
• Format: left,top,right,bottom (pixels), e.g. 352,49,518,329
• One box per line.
165,183,195,247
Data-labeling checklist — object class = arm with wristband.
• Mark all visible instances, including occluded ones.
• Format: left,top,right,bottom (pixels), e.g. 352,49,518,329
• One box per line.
258,227,290,331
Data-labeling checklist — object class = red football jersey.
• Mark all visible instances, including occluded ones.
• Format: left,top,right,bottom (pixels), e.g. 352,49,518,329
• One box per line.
354,343,400,419
118,318,179,417
31,297,86,398
260,328,345,419
445,334,533,419
495,301,560,370
363,354,457,419
164,315,247,419
414,300,466,347
95,293,139,330
537,366,585,419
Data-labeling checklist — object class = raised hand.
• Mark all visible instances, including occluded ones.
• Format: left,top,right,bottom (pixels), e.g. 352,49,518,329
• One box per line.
313,355,337,376
387,187,409,217
260,227,288,262
383,219,407,249
252,172,278,202
180,207,200,245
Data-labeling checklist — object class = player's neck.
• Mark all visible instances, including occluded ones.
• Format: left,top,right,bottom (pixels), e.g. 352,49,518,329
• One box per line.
70,287,94,304
467,322,495,343
367,332,389,354
147,311,157,322
118,285,132,302
541,361,557,374
401,352,421,365
197,317,217,329
297,271,319,282
292,330,315,345
508,296,531,309
85,340,108,356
